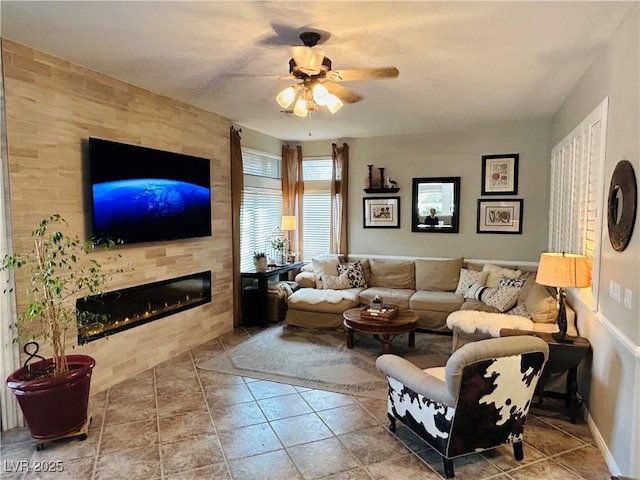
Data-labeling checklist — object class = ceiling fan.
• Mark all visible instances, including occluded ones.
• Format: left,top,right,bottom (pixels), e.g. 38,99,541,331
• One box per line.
276,31,399,117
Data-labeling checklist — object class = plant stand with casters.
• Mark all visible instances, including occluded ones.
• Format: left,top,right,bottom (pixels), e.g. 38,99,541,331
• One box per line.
34,415,92,451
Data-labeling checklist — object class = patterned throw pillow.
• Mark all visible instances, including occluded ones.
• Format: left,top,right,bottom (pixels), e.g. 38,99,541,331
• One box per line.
337,261,368,288
484,276,526,312
320,272,352,290
465,284,496,301
455,269,489,295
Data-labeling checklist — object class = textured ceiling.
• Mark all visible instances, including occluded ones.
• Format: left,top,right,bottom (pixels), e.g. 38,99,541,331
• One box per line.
1,1,633,141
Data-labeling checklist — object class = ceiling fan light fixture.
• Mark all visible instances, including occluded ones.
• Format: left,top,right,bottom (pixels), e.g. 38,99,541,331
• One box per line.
276,86,297,108
293,97,308,117
326,94,344,114
312,83,330,106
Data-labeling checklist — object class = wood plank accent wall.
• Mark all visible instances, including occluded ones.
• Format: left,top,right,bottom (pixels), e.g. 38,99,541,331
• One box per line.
2,40,233,393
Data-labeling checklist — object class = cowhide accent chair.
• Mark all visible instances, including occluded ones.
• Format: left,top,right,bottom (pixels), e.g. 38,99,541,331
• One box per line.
376,335,549,478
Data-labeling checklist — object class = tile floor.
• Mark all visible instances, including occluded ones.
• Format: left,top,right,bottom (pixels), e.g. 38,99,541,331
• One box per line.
1,326,613,480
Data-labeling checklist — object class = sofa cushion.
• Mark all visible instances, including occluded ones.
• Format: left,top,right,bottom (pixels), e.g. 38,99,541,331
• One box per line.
460,298,500,313
455,268,489,295
338,261,368,288
415,257,463,292
525,282,559,323
482,263,523,287
368,259,415,289
409,290,464,313
287,287,362,313
359,287,415,309
312,256,340,289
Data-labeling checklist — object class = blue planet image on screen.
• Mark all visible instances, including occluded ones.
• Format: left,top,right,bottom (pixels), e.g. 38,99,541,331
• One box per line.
92,178,211,243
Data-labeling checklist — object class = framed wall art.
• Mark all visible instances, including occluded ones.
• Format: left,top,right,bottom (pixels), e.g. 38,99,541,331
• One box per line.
363,197,400,228
477,199,523,234
481,153,519,195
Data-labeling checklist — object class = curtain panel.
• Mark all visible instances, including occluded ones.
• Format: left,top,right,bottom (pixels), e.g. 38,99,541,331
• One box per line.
282,144,303,258
230,127,243,327
331,143,349,255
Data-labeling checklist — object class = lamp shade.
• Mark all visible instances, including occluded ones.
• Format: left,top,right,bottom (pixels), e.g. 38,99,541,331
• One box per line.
536,253,591,288
281,215,296,231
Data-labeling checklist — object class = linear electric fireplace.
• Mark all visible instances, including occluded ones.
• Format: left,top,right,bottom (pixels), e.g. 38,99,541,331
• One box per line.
77,271,211,344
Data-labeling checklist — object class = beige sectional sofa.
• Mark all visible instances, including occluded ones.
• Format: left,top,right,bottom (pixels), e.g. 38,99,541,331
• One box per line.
285,255,576,337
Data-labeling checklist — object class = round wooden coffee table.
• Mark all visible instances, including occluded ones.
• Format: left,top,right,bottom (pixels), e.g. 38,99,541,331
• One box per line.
343,307,419,354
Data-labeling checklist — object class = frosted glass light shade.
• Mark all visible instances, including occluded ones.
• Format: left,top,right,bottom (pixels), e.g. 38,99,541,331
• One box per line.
293,98,308,117
536,253,591,288
276,86,297,108
326,94,344,114
312,83,330,106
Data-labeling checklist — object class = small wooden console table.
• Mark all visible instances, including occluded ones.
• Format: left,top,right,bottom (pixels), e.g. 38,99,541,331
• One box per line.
241,262,305,327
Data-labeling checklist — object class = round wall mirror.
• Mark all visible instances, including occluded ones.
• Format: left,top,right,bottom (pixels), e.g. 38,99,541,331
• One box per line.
607,160,637,252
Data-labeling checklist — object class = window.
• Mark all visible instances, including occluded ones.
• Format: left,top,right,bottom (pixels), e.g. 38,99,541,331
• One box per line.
302,158,332,260
548,98,608,306
240,148,282,271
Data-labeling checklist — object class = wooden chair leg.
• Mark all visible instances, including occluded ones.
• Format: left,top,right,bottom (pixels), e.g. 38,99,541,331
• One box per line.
443,458,455,478
513,441,524,461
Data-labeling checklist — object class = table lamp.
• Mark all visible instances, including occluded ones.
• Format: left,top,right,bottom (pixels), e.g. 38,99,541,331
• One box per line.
536,252,591,343
281,215,297,262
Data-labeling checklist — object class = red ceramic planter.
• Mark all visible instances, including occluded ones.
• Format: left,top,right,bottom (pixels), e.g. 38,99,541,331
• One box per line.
6,354,95,440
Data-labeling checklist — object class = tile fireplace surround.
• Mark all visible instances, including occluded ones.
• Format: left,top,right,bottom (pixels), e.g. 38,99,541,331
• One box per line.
0,326,611,480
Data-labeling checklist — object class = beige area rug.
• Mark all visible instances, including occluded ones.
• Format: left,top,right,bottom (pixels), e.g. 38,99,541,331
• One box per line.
197,324,453,400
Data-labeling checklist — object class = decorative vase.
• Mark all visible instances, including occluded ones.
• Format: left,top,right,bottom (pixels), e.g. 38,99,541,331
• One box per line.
6,354,95,440
253,257,267,272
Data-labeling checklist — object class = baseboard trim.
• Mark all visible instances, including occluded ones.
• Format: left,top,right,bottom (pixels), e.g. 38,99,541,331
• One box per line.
585,407,621,476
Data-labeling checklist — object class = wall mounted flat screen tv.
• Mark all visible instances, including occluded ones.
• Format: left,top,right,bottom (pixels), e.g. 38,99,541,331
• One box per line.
89,137,212,245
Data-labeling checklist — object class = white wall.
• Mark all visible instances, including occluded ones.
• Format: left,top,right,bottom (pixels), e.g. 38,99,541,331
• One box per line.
301,118,550,261
550,5,639,477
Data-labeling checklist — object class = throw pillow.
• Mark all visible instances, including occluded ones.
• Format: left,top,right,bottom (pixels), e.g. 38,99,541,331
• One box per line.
465,284,496,302
506,303,532,319
312,256,340,289
337,261,368,288
525,282,559,323
455,268,489,295
320,272,351,290
484,276,526,312
481,263,522,288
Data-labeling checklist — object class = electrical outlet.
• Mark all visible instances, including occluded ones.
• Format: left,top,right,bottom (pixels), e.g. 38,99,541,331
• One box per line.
624,289,632,309
609,280,615,297
614,282,622,302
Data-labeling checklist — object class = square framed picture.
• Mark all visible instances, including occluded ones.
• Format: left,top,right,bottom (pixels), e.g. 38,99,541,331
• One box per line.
481,153,519,195
363,197,400,228
477,199,523,234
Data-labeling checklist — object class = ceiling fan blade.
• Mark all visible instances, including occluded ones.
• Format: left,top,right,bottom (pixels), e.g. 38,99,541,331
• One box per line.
327,67,399,82
323,81,363,104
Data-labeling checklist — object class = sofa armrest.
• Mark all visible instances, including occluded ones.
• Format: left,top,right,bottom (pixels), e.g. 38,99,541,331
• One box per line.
294,271,317,289
376,354,455,407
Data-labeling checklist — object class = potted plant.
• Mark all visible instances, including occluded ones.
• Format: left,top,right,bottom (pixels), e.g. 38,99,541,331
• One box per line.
253,252,268,272
370,294,384,311
270,235,287,265
2,214,121,440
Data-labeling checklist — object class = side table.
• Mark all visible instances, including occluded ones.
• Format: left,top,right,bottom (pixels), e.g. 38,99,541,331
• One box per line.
500,329,590,423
